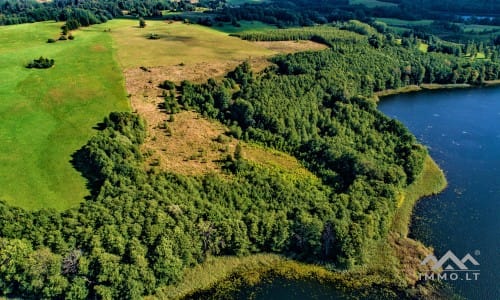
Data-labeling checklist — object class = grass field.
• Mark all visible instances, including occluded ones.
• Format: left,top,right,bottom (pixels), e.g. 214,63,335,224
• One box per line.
418,42,429,52
350,0,397,8
94,19,275,69
0,22,129,210
461,23,500,33
377,18,434,27
213,20,276,34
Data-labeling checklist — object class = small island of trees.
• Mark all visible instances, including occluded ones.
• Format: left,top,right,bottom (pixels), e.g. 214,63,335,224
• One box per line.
26,57,54,69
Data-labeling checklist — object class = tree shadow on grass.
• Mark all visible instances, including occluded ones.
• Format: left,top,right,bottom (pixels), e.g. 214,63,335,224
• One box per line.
70,126,106,200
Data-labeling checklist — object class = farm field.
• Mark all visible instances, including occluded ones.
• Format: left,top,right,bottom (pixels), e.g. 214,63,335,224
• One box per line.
0,22,129,210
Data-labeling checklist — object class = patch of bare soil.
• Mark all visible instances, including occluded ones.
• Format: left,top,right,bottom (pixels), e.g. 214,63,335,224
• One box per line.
253,40,328,53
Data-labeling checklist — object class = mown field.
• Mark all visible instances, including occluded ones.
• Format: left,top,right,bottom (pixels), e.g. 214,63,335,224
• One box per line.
0,22,129,210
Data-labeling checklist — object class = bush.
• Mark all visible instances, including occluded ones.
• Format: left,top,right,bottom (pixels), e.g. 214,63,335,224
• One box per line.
47,38,56,43
68,34,75,40
58,35,67,41
26,57,55,69
159,80,176,90
148,33,160,40
139,17,146,28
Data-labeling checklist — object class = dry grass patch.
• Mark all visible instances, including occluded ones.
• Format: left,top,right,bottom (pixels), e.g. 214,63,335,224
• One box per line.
138,108,315,179
105,19,275,69
253,40,328,53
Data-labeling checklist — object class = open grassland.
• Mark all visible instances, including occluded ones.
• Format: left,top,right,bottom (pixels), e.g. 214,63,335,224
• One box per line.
377,18,434,27
0,22,129,210
350,0,397,8
97,19,275,69
461,23,500,33
253,40,328,53
212,20,276,34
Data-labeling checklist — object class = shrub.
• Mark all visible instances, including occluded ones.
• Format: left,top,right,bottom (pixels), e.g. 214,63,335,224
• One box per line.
58,35,67,41
47,38,56,43
26,57,55,69
148,33,160,40
159,80,176,90
68,34,75,40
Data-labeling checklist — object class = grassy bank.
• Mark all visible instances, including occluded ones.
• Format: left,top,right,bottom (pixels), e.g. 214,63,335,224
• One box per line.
392,156,447,237
0,22,129,210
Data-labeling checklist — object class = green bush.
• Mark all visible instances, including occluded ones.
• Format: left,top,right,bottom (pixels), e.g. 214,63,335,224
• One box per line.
159,80,176,90
26,57,55,69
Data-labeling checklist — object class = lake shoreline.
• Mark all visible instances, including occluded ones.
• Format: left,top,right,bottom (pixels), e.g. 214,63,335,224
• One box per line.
374,80,500,100
156,81,461,299
156,157,448,299
158,82,492,299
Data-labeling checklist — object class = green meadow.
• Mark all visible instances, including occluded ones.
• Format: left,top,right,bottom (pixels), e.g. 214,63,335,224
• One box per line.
0,22,129,210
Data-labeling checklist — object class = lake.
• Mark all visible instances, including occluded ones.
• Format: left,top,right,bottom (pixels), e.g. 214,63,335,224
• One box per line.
241,87,500,299
378,87,500,300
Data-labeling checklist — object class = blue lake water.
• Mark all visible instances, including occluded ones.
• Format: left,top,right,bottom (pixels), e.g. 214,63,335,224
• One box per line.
378,87,500,300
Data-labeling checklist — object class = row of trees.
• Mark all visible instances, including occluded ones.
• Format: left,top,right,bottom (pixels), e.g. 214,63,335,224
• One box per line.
0,0,188,26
